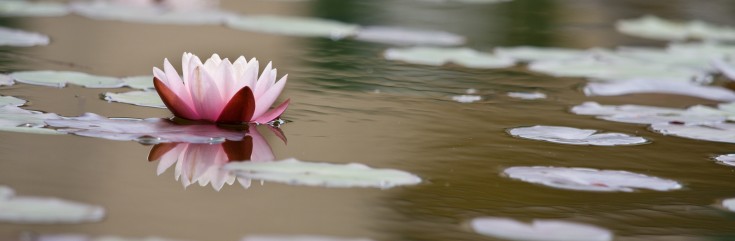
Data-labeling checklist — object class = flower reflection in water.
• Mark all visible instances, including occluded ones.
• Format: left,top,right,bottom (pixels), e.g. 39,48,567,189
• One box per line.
148,124,282,191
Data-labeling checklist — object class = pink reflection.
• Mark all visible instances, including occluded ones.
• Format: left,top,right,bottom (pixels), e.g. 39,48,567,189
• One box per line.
148,124,283,191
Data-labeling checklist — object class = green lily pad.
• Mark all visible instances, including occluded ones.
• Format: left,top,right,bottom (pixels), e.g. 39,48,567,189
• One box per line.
384,47,515,68
616,15,735,41
0,27,49,47
104,90,164,108
70,1,232,25
0,105,62,135
0,96,25,107
226,15,359,38
494,46,588,62
0,0,69,17
528,56,705,82
10,70,124,88
0,74,12,86
224,158,421,189
122,75,154,90
0,187,104,224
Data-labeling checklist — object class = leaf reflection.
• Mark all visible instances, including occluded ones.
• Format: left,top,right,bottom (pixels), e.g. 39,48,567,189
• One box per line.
147,124,281,191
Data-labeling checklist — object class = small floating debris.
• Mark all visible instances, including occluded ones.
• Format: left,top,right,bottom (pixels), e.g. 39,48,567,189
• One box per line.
224,158,421,189
714,154,735,167
507,92,546,100
470,217,613,241
10,70,124,88
451,95,481,103
354,26,465,46
508,125,647,146
0,0,69,17
384,47,515,68
226,15,359,38
0,27,49,47
616,15,735,41
104,90,165,108
504,166,682,192
0,187,105,224
242,235,374,241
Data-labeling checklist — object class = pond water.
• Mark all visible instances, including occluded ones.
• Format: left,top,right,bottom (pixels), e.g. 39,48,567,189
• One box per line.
1,0,735,240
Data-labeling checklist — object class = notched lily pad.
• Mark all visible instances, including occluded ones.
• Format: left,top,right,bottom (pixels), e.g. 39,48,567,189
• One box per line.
384,47,515,68
470,217,613,241
0,0,70,17
0,27,49,47
224,158,421,189
354,26,465,46
503,166,682,192
104,90,165,108
508,125,647,146
242,236,374,241
616,15,735,41
226,15,359,38
11,70,124,88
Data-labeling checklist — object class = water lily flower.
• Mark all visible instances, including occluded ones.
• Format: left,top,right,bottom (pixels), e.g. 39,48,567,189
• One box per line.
153,53,289,124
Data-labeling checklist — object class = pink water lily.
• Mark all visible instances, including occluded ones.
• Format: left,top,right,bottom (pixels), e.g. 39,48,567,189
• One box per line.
153,52,289,124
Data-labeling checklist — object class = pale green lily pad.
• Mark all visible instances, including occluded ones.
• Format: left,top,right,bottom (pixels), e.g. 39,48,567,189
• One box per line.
584,79,735,102
616,15,735,41
0,0,70,17
384,47,515,68
0,26,49,47
471,217,613,241
0,96,26,107
528,56,705,83
224,158,421,189
494,46,588,62
0,186,13,199
571,102,731,125
0,194,105,224
0,74,12,86
11,70,124,88
354,26,465,46
226,15,359,38
122,75,154,90
38,234,195,241
70,2,232,25
723,198,735,212
651,122,735,144
714,154,735,167
504,166,681,192
507,92,546,100
508,125,647,146
452,95,481,103
104,91,164,108
242,236,374,241
0,105,62,135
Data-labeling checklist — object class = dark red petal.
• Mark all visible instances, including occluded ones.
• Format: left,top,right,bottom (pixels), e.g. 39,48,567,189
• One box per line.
153,77,196,120
216,86,255,124
222,137,254,161
147,143,178,162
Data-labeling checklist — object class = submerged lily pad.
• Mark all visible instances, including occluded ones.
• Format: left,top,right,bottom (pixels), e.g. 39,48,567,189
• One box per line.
104,91,164,108
651,122,735,144
0,27,49,47
714,154,735,167
122,75,155,90
0,196,105,224
504,166,682,192
0,105,62,135
224,158,421,189
584,79,735,102
470,217,613,241
616,15,735,41
354,26,464,46
226,15,359,38
0,0,69,17
384,47,515,68
508,125,647,146
45,113,250,144
507,92,546,100
70,1,232,25
11,70,124,88
242,236,374,241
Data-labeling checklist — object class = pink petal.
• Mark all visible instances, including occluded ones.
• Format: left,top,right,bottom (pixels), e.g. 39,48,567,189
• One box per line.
253,61,273,98
252,75,288,120
248,126,275,162
153,77,199,120
253,98,290,124
163,58,194,107
218,59,237,99
188,66,225,121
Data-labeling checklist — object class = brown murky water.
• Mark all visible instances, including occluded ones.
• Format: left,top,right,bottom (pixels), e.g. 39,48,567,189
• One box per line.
1,0,735,240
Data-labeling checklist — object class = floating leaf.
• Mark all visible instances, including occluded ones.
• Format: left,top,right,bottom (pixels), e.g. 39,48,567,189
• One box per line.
723,198,735,212
494,46,588,62
451,95,481,103
616,15,735,41
70,1,232,25
508,125,647,146
242,236,374,241
0,105,62,135
224,158,421,189
651,122,735,144
35,234,193,241
571,102,729,125
504,166,682,192
0,186,13,199
45,113,249,144
0,74,12,86
470,217,613,241
528,56,705,83
384,47,515,68
104,91,165,108
507,92,546,100
11,70,124,88
122,75,155,90
353,26,464,46
226,15,359,38
0,0,69,17
0,196,104,224
0,26,49,47
584,79,735,102
712,58,735,81
714,154,735,167
0,95,26,107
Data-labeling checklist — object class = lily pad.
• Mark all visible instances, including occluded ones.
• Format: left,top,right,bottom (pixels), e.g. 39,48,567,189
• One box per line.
242,236,374,241
507,92,546,100
11,70,124,88
0,0,70,17
451,95,481,103
0,26,49,47
226,15,359,38
0,95,26,107
508,125,647,146
650,122,735,144
571,102,729,125
104,91,164,108
384,47,515,68
494,46,588,62
470,217,613,241
616,15,735,41
0,196,105,224
70,1,232,25
0,74,12,86
0,105,62,135
503,166,682,192
122,75,155,90
714,154,735,167
723,198,735,212
224,158,421,189
45,113,250,144
583,79,735,102
0,186,13,199
35,234,192,241
528,56,705,83
353,26,464,46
